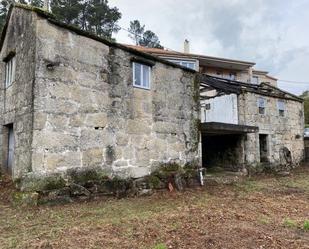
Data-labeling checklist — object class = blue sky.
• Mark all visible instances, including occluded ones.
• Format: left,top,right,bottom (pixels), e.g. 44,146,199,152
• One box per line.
111,0,309,95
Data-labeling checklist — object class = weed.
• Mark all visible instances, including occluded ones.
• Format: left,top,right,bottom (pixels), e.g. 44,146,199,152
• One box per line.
303,220,309,231
153,243,167,249
258,216,271,225
283,218,297,228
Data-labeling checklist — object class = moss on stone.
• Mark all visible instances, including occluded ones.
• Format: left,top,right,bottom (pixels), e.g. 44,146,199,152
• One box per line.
19,174,66,192
67,168,108,186
148,175,161,189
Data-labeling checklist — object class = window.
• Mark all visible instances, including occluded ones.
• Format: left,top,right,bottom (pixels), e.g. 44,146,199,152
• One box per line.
229,73,236,81
5,56,16,87
133,62,151,89
257,97,266,115
252,76,259,84
168,59,196,70
277,100,285,117
205,103,211,110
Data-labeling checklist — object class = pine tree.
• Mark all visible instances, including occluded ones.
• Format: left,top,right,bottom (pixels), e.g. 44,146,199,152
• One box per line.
0,0,10,31
128,20,144,45
128,19,162,48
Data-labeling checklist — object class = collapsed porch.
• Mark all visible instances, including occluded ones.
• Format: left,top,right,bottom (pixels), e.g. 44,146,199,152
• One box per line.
200,122,258,171
198,74,260,171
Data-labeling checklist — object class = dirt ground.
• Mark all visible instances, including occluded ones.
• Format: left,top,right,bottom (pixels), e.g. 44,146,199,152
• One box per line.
0,166,308,249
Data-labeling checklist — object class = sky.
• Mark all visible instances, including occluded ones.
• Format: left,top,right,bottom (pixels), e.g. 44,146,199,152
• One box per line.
110,0,309,95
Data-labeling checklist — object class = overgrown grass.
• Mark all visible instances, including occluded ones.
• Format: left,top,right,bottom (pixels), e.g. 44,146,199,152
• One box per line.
257,216,271,225
152,243,167,249
303,220,309,231
283,218,298,228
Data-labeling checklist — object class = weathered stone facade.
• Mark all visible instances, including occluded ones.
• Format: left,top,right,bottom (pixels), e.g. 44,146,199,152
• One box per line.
0,6,200,190
239,92,304,167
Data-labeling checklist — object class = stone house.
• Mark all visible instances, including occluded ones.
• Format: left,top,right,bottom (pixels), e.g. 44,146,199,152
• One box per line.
0,5,304,194
0,4,200,190
130,43,305,172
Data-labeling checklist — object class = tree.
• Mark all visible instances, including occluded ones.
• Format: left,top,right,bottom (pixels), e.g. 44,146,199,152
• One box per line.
0,0,10,31
140,30,162,48
50,0,83,26
0,0,122,39
128,19,162,48
50,0,121,38
85,0,121,38
128,20,144,45
0,0,43,31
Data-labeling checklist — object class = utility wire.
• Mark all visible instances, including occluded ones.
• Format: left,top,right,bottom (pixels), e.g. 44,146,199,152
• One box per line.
278,79,309,85
118,25,309,87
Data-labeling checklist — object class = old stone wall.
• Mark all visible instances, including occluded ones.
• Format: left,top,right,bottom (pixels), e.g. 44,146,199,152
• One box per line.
30,17,199,181
238,92,304,166
0,8,37,178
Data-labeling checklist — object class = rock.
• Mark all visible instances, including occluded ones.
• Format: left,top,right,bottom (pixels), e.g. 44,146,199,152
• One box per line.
69,183,91,197
137,189,153,197
174,174,184,191
277,171,290,177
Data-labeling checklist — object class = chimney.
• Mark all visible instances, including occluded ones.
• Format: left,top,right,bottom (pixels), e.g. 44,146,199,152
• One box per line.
184,39,190,53
43,0,50,11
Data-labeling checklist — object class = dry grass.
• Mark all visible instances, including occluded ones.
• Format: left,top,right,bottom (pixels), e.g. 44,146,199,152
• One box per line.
0,166,309,249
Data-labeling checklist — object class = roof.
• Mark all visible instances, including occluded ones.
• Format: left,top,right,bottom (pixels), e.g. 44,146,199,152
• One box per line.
253,69,278,81
199,74,303,102
0,4,195,73
200,122,258,135
126,45,256,70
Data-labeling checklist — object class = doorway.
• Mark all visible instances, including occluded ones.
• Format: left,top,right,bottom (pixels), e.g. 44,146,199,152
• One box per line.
259,134,269,163
4,124,14,175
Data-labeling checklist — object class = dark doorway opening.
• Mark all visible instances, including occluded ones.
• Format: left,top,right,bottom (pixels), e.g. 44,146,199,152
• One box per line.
2,124,14,175
259,134,269,163
202,134,244,171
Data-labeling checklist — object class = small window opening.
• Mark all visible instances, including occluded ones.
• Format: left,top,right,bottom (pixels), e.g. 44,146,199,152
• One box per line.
205,103,211,110
277,100,285,117
257,97,266,115
252,76,259,84
5,56,16,87
133,62,151,89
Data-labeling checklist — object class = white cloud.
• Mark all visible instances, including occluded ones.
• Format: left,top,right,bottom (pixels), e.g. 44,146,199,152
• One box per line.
111,0,309,95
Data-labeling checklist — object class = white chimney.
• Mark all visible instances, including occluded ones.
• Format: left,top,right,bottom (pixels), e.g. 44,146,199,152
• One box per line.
184,39,190,53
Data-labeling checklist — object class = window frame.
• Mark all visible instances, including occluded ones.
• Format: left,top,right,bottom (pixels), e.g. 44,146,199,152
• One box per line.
252,76,259,85
5,56,16,88
167,59,196,70
277,100,285,117
132,62,151,90
257,97,266,115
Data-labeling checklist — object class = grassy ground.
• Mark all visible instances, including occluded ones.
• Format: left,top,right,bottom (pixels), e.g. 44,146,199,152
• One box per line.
0,166,309,249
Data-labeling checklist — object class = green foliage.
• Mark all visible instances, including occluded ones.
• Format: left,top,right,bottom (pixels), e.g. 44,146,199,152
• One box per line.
153,243,167,249
303,220,309,231
51,0,121,38
0,0,10,31
0,0,121,39
283,218,297,228
128,19,144,45
128,19,163,48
